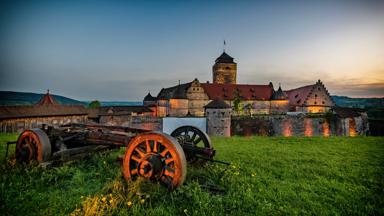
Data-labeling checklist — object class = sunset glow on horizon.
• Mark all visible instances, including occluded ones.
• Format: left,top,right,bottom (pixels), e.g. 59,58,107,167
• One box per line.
0,0,383,100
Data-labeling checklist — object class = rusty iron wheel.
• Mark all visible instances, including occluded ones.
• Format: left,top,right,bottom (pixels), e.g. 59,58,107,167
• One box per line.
171,126,213,161
15,128,51,163
122,132,187,189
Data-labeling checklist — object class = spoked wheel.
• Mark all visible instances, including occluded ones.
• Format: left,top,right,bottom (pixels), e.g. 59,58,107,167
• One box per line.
122,132,187,189
171,126,213,162
15,128,51,163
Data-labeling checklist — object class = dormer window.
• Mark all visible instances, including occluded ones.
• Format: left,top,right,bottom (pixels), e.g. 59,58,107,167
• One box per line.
295,94,298,98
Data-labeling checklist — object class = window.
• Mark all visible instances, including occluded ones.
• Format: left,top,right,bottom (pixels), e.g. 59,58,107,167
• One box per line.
322,101,325,104
315,94,317,97
314,101,317,105
318,87,321,91
225,67,230,70
295,94,298,98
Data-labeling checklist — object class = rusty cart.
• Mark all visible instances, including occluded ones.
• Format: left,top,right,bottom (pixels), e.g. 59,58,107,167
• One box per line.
9,124,216,189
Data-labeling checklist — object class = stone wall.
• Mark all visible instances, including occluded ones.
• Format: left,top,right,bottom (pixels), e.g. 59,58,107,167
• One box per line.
99,115,162,131
206,108,231,137
232,114,369,136
169,99,189,117
157,99,169,117
0,115,88,133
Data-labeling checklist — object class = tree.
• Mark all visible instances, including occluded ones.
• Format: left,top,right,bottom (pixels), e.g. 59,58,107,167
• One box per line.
233,89,242,115
88,100,101,109
244,103,253,116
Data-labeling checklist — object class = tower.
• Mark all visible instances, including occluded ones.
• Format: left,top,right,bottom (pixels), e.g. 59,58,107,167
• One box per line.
204,99,231,137
212,52,237,84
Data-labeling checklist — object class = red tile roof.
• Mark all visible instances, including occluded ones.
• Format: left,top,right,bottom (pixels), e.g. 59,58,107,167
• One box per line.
284,84,315,106
200,83,274,100
0,105,88,119
0,91,88,119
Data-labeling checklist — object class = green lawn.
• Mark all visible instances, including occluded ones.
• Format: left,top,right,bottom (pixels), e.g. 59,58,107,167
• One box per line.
1,134,383,215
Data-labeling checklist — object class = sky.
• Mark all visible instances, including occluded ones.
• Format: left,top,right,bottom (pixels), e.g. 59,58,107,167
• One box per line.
0,0,383,101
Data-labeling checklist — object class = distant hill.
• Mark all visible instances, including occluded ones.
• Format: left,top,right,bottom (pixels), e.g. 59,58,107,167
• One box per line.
83,101,143,107
331,96,384,108
0,91,86,106
331,96,384,120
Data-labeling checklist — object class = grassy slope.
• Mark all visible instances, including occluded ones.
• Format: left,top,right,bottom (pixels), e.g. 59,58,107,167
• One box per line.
0,134,383,215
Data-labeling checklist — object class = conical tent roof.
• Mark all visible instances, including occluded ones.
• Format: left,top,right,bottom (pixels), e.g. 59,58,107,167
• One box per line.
204,99,231,109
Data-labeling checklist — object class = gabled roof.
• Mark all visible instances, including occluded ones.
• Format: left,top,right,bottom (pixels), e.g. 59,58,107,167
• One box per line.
285,84,314,105
204,99,231,109
215,52,235,63
157,82,191,100
284,80,334,106
200,83,274,100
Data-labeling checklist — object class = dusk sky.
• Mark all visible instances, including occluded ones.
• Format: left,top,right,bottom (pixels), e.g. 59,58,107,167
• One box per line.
0,0,383,101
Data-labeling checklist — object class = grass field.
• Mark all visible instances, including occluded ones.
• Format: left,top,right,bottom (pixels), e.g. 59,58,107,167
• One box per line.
1,134,383,215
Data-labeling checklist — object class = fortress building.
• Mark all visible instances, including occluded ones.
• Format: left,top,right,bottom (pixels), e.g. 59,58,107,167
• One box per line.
285,80,334,113
144,51,333,117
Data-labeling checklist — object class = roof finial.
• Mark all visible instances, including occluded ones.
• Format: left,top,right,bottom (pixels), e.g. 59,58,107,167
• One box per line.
223,40,226,52
47,89,50,94
178,80,180,86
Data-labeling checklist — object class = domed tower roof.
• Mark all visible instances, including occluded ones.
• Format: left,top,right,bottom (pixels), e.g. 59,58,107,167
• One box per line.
272,86,288,100
143,92,156,101
204,99,231,109
215,52,235,63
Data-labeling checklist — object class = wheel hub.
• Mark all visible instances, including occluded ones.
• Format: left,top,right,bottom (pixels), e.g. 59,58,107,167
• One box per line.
138,154,163,179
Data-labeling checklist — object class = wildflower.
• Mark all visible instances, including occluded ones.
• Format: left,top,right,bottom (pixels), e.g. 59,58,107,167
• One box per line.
184,209,188,213
127,201,133,207
103,161,106,165
234,171,240,175
251,173,256,177
101,197,107,202
140,199,145,204
231,165,236,169
109,199,114,204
